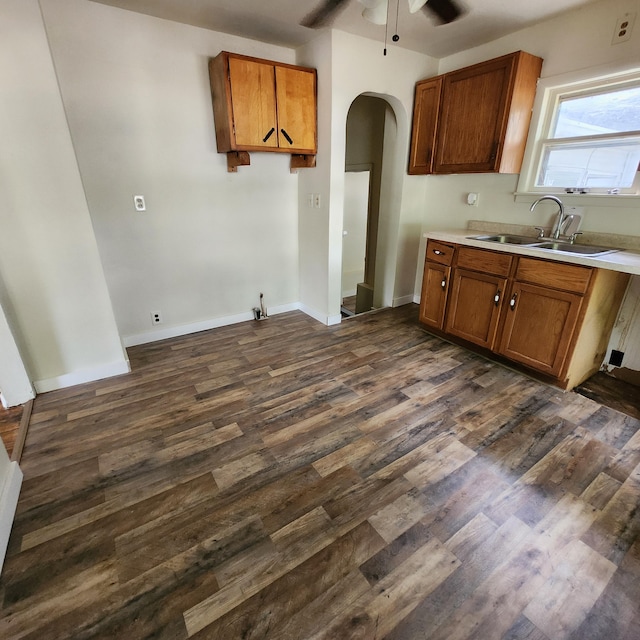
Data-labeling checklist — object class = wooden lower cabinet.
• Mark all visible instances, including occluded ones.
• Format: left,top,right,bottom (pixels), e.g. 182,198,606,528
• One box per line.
497,282,583,377
419,261,450,329
419,243,631,389
445,269,506,349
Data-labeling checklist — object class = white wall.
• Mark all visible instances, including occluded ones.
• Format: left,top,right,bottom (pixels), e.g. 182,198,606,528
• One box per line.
342,172,369,297
0,0,128,392
0,434,22,576
39,0,302,345
0,300,34,408
298,30,438,322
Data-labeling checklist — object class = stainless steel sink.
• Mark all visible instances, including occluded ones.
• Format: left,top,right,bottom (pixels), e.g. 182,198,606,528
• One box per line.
468,234,541,245
468,234,620,257
534,242,620,256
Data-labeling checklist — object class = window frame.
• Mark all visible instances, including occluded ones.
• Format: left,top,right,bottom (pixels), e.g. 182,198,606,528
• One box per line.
515,64,640,203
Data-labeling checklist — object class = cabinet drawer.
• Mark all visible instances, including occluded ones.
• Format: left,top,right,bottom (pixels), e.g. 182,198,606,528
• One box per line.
426,240,456,266
456,246,513,277
515,257,592,294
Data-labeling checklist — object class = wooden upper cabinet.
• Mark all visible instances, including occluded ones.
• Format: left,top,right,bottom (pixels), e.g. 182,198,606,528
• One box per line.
209,51,317,169
227,57,278,149
274,66,317,152
408,77,442,175
408,51,543,175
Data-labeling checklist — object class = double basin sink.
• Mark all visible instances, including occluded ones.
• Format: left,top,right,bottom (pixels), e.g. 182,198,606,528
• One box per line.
468,234,620,257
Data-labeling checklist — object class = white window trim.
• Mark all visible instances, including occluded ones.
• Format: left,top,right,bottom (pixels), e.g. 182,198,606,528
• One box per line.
515,62,640,206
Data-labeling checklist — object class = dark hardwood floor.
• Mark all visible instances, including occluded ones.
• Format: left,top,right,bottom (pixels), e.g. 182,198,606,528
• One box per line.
0,404,22,459
1,304,639,639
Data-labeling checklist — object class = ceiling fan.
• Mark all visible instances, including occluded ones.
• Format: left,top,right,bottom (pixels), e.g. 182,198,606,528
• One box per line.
302,0,465,29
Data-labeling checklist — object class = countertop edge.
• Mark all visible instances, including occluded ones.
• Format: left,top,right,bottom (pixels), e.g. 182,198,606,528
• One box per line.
425,229,640,276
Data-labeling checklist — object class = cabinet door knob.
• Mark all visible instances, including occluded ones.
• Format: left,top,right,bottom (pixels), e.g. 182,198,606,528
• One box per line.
441,277,447,290
494,290,501,307
281,128,294,145
433,249,444,255
263,127,275,142
509,293,518,310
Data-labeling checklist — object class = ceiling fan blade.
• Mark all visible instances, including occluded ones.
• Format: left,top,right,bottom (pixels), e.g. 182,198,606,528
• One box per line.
422,0,464,24
301,0,350,28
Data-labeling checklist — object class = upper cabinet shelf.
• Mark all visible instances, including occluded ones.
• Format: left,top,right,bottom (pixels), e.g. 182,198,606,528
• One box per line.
409,51,543,175
209,52,318,172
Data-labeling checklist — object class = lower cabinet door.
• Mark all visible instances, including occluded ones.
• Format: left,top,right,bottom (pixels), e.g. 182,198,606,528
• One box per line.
497,282,583,377
445,268,506,349
419,261,450,330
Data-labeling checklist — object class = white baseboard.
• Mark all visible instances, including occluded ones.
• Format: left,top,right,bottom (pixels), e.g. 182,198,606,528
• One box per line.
123,303,302,347
393,295,416,307
0,461,23,575
34,359,131,394
298,303,342,326
413,294,421,304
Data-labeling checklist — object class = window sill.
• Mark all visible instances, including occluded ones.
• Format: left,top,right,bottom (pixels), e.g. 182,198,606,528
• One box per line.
514,192,640,208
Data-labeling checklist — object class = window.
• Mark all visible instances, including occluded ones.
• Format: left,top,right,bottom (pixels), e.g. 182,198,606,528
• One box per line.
517,71,640,197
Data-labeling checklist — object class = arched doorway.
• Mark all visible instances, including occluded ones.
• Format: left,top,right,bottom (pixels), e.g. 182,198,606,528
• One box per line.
342,94,398,317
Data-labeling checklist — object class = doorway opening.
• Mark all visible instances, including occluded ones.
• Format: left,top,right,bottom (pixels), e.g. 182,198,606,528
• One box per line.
342,94,396,317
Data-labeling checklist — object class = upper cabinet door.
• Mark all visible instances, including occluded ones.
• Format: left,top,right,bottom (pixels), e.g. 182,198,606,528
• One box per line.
275,66,317,154
228,57,278,149
434,55,515,174
408,76,442,175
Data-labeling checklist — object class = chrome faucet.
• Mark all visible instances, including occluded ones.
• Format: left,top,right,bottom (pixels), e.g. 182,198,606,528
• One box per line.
529,195,568,240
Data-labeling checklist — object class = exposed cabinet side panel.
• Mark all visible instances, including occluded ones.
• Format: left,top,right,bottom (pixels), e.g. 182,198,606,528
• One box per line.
500,52,543,174
209,54,234,152
564,269,631,388
275,66,317,153
228,57,278,149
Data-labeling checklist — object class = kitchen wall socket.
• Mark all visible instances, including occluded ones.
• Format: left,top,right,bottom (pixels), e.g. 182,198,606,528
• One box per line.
150,310,162,325
134,195,146,211
313,193,321,208
612,13,635,44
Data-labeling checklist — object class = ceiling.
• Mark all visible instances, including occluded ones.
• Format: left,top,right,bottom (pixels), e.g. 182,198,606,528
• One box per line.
88,0,604,58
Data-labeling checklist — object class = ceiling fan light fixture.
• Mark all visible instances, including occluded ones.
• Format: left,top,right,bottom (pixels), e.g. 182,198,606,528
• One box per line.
407,0,428,13
362,0,389,25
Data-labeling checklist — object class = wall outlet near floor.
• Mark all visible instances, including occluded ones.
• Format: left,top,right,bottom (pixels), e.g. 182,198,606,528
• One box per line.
150,310,163,325
609,349,624,367
134,195,146,211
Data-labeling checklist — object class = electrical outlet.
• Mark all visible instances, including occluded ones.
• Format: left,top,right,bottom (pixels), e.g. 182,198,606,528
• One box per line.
609,349,624,367
150,310,162,325
134,195,146,212
612,13,635,44
313,193,321,208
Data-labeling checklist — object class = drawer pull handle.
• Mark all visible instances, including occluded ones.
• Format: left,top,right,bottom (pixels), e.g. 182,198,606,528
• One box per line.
509,293,518,310
441,278,447,290
494,290,501,307
433,249,444,255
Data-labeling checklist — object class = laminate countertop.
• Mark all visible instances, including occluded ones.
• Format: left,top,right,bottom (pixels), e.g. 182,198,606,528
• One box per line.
425,229,640,276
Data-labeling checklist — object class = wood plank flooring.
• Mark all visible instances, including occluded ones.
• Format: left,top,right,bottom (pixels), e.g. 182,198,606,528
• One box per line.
1,304,639,639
